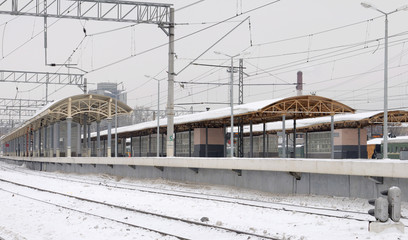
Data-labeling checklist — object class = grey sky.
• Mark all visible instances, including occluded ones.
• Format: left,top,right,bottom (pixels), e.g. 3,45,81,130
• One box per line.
1,0,408,120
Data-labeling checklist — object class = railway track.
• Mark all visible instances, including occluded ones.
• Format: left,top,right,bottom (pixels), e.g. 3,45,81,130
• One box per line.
0,162,401,225
0,172,279,240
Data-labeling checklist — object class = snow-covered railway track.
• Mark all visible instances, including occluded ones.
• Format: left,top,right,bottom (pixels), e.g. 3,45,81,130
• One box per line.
0,177,278,240
0,163,399,225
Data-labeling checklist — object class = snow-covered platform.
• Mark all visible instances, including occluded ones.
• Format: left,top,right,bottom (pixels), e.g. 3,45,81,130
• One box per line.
3,156,408,178
2,156,408,201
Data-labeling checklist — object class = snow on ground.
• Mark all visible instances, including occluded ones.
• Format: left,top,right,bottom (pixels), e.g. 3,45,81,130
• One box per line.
0,161,406,240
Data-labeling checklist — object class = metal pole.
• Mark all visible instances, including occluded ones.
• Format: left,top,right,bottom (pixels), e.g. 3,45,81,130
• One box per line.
157,79,160,157
383,14,389,159
230,56,234,158
331,115,334,159
115,96,118,158
282,115,286,158
166,7,175,157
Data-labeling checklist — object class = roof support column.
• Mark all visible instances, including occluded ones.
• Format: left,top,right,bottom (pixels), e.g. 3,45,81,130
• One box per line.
263,122,266,158
205,126,208,157
38,126,42,157
107,118,112,158
97,121,101,157
55,122,60,157
305,132,308,158
358,127,361,159
250,120,253,158
223,124,227,157
87,122,91,157
83,115,88,157
293,119,297,158
66,97,72,158
44,125,48,157
331,115,334,159
282,115,286,158
66,118,72,157
33,129,37,157
77,123,81,157
188,128,192,158
50,124,53,157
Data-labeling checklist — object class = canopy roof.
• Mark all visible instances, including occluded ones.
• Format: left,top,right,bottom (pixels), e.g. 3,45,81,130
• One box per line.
2,94,132,141
245,110,408,135
92,95,355,139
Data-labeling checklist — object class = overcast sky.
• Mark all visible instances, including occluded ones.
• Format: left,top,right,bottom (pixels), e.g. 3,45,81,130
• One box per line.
1,0,408,120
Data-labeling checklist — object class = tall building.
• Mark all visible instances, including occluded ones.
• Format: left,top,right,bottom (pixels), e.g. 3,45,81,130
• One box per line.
89,82,127,104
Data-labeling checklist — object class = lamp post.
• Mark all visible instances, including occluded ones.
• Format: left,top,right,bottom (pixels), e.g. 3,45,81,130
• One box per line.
361,2,408,159
145,75,164,157
214,51,249,157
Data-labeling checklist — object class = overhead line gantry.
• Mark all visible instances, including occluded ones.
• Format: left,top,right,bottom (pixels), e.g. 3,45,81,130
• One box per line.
0,0,176,156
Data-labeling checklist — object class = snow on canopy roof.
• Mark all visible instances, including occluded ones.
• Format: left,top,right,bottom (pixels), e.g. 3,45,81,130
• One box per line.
92,98,284,137
244,110,408,134
92,95,356,138
3,94,132,141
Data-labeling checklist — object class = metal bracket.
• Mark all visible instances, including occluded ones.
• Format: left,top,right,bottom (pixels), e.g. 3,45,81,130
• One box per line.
107,164,113,169
78,163,82,167
367,176,384,184
189,168,199,174
91,164,96,168
155,166,164,172
159,25,169,36
128,165,136,169
232,169,242,176
289,172,302,180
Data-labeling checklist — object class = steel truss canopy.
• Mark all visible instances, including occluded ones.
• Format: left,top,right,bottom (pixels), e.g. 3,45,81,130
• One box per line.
90,95,355,138
2,94,133,141
179,95,355,131
0,70,84,85
245,110,408,136
1,0,172,24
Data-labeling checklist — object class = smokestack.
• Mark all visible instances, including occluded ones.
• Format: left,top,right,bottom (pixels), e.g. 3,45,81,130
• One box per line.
296,71,303,96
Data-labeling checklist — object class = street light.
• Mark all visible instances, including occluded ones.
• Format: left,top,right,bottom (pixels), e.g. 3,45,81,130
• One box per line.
214,51,249,157
105,87,125,158
361,2,408,159
145,75,164,157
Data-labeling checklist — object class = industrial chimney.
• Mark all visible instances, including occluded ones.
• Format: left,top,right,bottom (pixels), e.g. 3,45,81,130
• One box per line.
296,71,303,96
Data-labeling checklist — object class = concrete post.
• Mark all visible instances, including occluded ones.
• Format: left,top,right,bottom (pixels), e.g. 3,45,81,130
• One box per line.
250,120,253,158
294,119,297,158
87,123,91,157
66,118,72,157
38,126,42,157
55,122,60,157
166,7,175,157
33,130,37,157
44,126,48,157
97,121,101,157
263,122,266,158
188,128,192,157
331,115,334,159
77,123,81,157
107,118,112,157
282,115,286,158
83,115,87,156
358,127,361,159
205,126,208,157
50,124,54,157
139,135,142,157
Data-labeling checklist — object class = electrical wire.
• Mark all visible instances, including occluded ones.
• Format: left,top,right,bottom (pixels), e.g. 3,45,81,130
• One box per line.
85,0,281,74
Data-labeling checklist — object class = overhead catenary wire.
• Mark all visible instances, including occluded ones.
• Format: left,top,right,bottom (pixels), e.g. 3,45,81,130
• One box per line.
85,0,281,74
